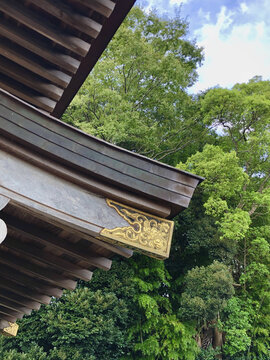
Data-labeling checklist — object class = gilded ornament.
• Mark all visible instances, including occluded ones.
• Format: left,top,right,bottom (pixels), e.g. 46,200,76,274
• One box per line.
100,199,174,259
0,322,19,337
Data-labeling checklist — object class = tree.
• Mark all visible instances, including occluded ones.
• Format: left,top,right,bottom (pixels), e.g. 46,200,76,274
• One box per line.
179,261,234,352
177,78,270,359
62,7,204,164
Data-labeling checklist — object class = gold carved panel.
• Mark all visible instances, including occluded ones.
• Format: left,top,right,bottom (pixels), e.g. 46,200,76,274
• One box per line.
0,322,19,337
100,199,174,259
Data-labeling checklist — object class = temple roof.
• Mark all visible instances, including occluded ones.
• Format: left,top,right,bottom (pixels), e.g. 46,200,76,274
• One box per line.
0,1,203,332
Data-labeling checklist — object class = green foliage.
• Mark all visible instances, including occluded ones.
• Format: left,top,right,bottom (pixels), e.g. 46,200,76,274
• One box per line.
0,6,269,359
195,347,219,360
3,286,132,360
127,255,199,360
221,297,252,357
179,261,234,324
0,343,47,360
177,78,269,358
62,7,204,164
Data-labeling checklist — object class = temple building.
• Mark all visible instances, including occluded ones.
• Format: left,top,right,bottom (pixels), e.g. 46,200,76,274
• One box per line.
0,0,203,336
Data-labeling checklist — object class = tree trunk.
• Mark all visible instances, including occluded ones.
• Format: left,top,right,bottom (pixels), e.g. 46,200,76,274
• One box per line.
213,326,223,359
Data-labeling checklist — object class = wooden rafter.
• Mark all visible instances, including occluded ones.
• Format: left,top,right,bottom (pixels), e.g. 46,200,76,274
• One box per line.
0,297,32,316
0,0,136,115
5,237,93,281
0,288,41,311
0,40,71,88
0,57,64,101
0,20,80,74
73,0,116,18
0,278,51,305
0,263,63,298
0,0,90,56
27,0,102,38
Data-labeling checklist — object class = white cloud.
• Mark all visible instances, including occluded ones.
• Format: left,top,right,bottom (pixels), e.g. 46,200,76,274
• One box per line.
170,0,189,5
190,6,270,93
240,2,249,14
198,8,210,22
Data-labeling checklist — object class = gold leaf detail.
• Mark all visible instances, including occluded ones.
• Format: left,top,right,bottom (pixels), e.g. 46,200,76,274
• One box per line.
100,200,174,259
1,322,19,337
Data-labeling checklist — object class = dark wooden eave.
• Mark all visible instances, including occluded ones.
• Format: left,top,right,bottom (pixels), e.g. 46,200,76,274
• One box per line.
0,89,203,326
0,89,203,219
0,0,135,117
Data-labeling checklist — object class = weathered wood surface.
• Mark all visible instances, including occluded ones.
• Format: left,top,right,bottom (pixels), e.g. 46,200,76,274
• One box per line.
0,0,136,115
0,84,203,326
0,89,203,218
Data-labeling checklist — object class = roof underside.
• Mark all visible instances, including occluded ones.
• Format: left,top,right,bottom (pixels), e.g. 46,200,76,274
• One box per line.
0,0,135,117
0,200,132,326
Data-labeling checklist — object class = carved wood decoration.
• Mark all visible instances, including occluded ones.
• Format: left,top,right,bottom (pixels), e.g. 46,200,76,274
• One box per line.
100,200,174,259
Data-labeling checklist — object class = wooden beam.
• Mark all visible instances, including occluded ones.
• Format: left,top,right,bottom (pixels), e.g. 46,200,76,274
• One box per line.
0,297,32,315
0,57,63,101
6,237,93,281
3,215,112,271
0,20,80,74
0,278,50,305
0,0,90,56
27,0,102,38
0,195,9,211
0,306,24,320
0,40,71,88
0,288,40,311
0,78,56,113
0,248,77,291
0,264,63,298
0,313,17,323
74,0,115,18
0,320,10,330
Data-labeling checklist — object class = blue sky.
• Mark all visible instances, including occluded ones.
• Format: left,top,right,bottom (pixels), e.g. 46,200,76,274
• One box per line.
136,0,270,93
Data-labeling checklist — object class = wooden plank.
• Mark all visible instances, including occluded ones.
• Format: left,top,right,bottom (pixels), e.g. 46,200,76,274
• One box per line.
0,278,50,305
5,237,93,281
0,288,40,310
0,195,9,211
0,57,63,101
0,264,63,298
0,297,32,315
0,0,90,57
0,320,10,330
3,215,112,271
0,112,191,209
0,306,24,320
0,40,71,88
0,79,55,113
74,0,115,17
0,313,17,323
0,248,77,291
0,138,169,218
27,0,102,38
0,20,80,74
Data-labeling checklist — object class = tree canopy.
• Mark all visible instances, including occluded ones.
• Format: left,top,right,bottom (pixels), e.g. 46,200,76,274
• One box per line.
1,7,269,360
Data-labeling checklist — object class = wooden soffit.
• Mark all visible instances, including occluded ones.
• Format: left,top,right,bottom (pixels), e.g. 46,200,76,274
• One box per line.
0,0,135,117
